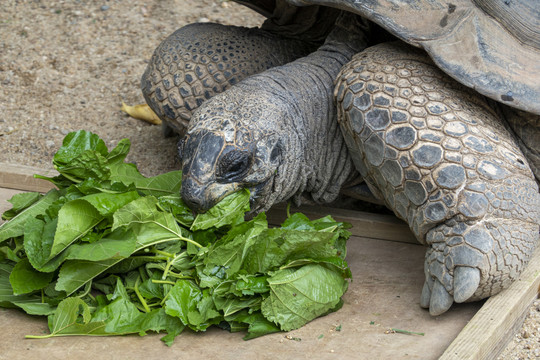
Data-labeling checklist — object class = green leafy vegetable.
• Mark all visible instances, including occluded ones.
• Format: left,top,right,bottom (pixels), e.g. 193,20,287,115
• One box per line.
0,130,352,345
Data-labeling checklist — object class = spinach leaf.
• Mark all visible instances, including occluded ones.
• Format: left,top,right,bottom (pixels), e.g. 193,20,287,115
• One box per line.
190,189,250,231
262,264,348,331
110,163,182,197
1,192,42,220
50,199,104,257
0,190,60,243
27,297,108,338
9,258,55,295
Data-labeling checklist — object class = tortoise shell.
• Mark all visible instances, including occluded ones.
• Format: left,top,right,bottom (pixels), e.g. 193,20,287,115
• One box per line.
235,0,540,115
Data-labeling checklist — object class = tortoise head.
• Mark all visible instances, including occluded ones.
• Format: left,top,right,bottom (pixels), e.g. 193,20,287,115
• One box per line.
180,87,295,214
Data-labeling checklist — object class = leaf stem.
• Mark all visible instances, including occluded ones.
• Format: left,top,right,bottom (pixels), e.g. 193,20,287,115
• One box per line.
164,272,193,280
162,260,173,280
152,280,176,285
161,252,188,280
26,334,55,339
76,281,92,299
133,277,151,313
286,201,291,219
151,249,175,258
153,222,202,248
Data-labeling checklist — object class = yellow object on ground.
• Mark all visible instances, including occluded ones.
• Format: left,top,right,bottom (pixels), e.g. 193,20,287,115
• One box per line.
121,102,162,125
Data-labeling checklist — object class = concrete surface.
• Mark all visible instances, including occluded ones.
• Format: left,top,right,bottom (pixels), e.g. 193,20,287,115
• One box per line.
0,188,481,360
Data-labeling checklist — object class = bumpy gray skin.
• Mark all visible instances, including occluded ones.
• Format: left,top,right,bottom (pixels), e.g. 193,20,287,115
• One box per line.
175,14,540,316
141,23,317,135
334,43,540,314
180,14,370,214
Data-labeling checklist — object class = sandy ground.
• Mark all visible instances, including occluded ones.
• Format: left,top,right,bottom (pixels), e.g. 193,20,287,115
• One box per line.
0,0,262,176
0,1,538,358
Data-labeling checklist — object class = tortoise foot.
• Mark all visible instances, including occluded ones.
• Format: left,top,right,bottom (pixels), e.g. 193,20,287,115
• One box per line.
420,218,538,315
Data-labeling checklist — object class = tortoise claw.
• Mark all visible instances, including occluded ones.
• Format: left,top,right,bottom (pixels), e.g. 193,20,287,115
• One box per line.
453,266,480,303
420,281,431,309
429,279,453,316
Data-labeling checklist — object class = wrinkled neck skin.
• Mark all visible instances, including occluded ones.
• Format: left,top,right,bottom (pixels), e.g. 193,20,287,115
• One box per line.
181,14,369,214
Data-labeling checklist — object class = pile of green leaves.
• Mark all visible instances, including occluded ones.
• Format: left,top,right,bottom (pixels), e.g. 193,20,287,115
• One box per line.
0,130,351,345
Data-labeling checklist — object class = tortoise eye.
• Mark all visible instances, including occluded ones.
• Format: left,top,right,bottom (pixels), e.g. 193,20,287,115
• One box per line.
217,150,251,183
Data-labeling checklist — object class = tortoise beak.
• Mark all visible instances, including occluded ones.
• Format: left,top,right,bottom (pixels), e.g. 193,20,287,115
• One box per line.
181,177,238,213
181,177,211,213
180,130,226,213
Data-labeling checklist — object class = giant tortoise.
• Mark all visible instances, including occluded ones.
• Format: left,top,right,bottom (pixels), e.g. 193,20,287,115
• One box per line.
141,0,540,315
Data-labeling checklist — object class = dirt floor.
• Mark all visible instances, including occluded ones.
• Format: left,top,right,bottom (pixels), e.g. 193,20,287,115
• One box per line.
0,1,538,358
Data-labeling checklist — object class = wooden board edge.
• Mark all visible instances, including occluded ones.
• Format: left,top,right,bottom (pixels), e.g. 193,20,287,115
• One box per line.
0,162,56,193
440,247,540,360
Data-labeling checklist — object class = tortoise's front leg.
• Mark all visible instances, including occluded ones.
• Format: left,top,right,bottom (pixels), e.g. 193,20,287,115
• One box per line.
335,42,540,315
142,22,316,136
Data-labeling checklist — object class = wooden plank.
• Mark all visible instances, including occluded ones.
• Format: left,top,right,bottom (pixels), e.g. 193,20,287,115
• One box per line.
267,203,418,244
440,247,540,360
0,162,56,193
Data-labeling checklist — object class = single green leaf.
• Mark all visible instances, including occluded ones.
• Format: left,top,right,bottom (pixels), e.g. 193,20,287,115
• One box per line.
281,257,352,278
74,177,136,196
50,199,104,257
0,189,60,243
106,138,131,165
0,245,22,262
226,311,281,340
213,295,262,317
27,297,108,338
0,263,43,308
242,229,339,274
100,280,146,334
138,308,185,346
262,264,348,331
113,196,197,248
53,130,109,165
1,192,42,220
9,258,55,295
23,217,58,271
138,272,165,301
190,289,222,329
12,301,56,316
280,212,317,231
190,189,250,231
52,130,112,182
64,228,137,262
79,191,140,217
56,150,111,183
55,258,120,295
110,163,182,197
235,275,270,296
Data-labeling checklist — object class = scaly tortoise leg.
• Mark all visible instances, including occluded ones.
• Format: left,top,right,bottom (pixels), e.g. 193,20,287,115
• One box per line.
141,22,316,136
335,42,540,315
